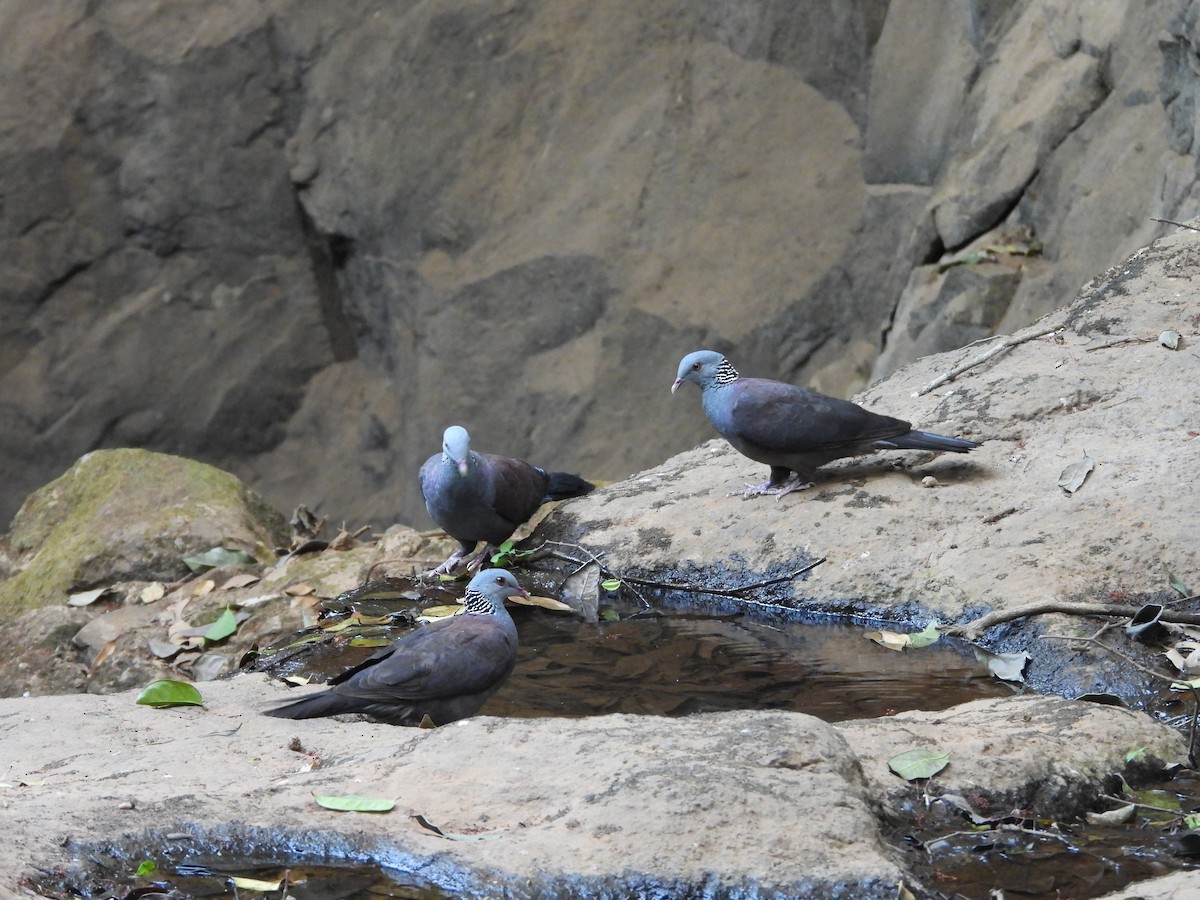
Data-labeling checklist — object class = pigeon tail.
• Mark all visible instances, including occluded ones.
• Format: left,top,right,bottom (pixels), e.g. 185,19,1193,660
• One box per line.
264,690,360,720
879,430,980,453
543,471,595,501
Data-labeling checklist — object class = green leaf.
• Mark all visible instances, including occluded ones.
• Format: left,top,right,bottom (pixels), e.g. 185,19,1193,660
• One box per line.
314,793,395,813
134,860,157,877
182,546,258,573
600,609,621,622
908,621,941,649
601,579,621,592
490,539,534,566
203,607,239,642
1185,813,1200,830
1168,568,1192,599
887,748,950,781
1125,746,1148,763
1132,788,1180,813
136,680,204,708
348,636,391,648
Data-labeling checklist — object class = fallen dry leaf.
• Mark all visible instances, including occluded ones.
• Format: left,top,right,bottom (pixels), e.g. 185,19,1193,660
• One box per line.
222,572,261,590
67,587,111,607
508,594,575,612
140,582,166,604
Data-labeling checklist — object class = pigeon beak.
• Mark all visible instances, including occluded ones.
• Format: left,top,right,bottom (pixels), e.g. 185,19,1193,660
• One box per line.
670,377,683,394
508,586,531,600
456,459,469,476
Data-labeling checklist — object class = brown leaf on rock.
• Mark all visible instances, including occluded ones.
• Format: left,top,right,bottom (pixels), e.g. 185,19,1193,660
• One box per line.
509,594,574,612
507,502,559,544
89,639,117,673
559,562,601,623
865,629,911,651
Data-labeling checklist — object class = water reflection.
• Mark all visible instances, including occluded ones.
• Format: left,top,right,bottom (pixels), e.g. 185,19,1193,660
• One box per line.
260,586,1013,722
489,606,1012,721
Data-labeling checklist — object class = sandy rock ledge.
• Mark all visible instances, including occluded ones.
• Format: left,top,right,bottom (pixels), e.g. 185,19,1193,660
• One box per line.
0,677,1186,898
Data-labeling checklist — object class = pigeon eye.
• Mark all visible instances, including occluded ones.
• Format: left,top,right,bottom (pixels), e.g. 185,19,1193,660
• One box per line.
691,362,701,371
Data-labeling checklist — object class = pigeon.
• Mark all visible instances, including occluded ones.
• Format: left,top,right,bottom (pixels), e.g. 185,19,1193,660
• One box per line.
420,425,594,573
264,568,527,726
672,350,979,497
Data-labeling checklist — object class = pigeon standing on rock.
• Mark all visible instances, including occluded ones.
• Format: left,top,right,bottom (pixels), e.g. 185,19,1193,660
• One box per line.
672,350,979,497
420,425,594,574
264,569,527,726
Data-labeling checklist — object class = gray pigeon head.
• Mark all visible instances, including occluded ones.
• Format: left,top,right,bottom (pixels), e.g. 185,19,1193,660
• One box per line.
462,568,529,614
672,349,736,393
442,425,472,475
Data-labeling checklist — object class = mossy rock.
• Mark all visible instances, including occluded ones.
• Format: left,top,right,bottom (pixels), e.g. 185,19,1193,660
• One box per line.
0,449,288,615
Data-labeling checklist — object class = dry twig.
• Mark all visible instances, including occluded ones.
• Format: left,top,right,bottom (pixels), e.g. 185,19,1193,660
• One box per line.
1151,216,1200,233
914,322,1063,396
945,600,1200,641
1084,335,1153,352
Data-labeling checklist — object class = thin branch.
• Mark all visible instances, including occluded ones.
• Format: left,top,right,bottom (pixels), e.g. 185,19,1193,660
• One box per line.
914,322,1063,396
618,558,826,598
1165,593,1200,607
1098,794,1183,815
1084,335,1153,352
981,506,1018,525
944,600,1200,641
918,823,1074,855
522,541,824,608
1039,635,1179,686
1151,216,1200,233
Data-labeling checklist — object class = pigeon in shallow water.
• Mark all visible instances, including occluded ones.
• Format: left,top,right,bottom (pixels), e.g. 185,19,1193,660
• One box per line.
264,568,527,727
420,425,594,573
672,349,979,497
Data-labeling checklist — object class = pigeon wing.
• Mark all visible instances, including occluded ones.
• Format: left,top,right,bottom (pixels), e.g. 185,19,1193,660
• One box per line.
332,617,516,703
477,453,551,528
726,378,912,454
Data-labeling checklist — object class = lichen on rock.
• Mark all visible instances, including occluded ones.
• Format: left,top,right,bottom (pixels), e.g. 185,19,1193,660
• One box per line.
0,448,288,615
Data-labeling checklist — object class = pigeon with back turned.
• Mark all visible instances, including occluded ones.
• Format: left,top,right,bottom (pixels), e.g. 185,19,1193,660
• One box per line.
420,425,594,573
672,349,979,497
264,568,526,726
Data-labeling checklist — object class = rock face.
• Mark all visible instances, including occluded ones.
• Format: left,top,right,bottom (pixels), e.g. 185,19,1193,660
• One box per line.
2,0,1199,532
